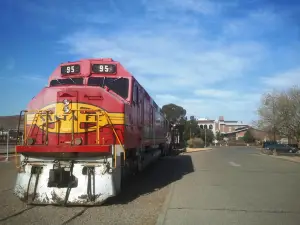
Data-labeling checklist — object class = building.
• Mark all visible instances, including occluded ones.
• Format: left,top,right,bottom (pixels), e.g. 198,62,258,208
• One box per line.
225,126,250,140
197,116,248,136
218,126,284,142
196,115,295,143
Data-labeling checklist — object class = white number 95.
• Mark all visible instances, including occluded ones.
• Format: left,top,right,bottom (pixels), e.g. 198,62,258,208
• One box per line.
66,66,75,73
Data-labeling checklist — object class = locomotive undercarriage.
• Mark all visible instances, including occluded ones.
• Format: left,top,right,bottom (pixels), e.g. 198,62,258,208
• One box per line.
14,145,124,206
14,145,164,206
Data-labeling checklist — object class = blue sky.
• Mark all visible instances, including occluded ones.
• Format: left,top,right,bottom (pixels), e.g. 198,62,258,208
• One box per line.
1,0,300,124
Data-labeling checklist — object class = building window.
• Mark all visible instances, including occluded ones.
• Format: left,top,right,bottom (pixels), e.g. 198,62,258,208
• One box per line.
200,125,204,129
204,125,208,129
209,125,213,129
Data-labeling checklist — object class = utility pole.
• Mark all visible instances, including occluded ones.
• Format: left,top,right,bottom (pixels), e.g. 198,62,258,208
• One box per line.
272,96,276,142
204,127,207,147
5,129,10,162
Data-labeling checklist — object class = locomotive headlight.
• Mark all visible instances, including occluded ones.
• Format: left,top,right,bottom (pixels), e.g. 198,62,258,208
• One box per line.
63,105,70,113
62,99,70,113
63,99,70,105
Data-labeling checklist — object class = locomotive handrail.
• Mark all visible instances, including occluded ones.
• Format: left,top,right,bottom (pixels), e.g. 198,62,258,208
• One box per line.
14,110,26,170
15,110,24,146
19,108,125,168
103,111,126,165
96,112,100,144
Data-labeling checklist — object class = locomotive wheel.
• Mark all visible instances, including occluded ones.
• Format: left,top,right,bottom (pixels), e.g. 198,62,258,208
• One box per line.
160,147,165,157
137,156,143,172
160,144,167,157
131,157,139,176
120,165,125,191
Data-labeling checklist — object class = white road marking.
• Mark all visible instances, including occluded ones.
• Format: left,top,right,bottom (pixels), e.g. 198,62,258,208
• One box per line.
229,161,241,167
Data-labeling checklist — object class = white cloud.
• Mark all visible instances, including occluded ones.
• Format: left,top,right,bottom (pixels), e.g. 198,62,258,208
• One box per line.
260,68,300,89
57,1,299,123
155,91,262,123
59,27,264,93
194,89,235,98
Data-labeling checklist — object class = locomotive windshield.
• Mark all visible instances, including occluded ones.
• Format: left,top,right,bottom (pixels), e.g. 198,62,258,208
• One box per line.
50,77,84,86
87,77,129,99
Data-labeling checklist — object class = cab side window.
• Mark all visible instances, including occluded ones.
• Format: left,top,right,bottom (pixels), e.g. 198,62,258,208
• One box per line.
132,82,139,105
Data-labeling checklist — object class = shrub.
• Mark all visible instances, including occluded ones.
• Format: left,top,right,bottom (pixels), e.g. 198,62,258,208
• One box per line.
187,138,205,148
243,130,255,143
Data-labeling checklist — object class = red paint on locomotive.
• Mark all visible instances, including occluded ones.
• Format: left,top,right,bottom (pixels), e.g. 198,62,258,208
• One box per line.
16,58,168,154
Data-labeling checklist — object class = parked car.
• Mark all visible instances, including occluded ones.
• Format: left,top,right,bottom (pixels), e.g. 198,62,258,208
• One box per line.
262,141,278,149
266,143,298,154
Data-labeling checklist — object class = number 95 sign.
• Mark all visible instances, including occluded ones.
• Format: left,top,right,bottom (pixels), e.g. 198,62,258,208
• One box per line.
61,64,80,75
92,64,117,74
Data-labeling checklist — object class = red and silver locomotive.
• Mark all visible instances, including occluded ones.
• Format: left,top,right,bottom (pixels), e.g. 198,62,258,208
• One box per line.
14,58,174,205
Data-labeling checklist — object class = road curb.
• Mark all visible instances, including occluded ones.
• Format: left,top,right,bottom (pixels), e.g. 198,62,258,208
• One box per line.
259,152,300,164
268,154,300,164
185,148,212,153
155,181,175,225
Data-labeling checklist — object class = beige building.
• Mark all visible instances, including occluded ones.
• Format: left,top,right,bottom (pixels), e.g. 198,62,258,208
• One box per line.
197,116,248,135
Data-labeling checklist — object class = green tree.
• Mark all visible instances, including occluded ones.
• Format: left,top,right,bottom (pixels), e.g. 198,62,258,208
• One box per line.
162,103,187,124
162,103,188,144
243,130,255,143
215,131,222,141
183,116,200,141
199,128,214,145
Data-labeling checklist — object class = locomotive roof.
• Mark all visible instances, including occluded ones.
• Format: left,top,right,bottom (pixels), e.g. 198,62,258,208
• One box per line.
48,58,165,115
48,58,131,81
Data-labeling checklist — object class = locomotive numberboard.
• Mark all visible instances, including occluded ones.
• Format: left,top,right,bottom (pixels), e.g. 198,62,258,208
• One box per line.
92,64,117,74
61,64,80,75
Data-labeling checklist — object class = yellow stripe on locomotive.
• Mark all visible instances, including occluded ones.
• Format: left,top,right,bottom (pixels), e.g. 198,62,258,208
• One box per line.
26,102,124,133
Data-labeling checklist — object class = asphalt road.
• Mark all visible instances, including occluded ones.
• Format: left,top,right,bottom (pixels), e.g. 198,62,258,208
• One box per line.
1,147,300,225
158,147,300,225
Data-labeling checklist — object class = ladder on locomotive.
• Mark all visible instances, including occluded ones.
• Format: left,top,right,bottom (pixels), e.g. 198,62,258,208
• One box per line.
15,109,126,168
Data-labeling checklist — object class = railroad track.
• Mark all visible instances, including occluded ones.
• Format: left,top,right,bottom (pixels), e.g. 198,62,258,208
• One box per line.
0,154,187,225
0,206,37,223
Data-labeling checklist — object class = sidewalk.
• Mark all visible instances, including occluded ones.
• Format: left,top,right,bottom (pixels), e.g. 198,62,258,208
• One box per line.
258,148,300,163
262,153,300,163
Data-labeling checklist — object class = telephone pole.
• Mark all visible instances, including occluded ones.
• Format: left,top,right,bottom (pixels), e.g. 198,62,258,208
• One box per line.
272,96,276,142
204,127,207,147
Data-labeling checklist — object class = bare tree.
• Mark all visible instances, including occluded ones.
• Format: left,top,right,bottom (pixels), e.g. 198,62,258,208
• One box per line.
285,87,300,142
256,86,300,143
257,90,281,141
